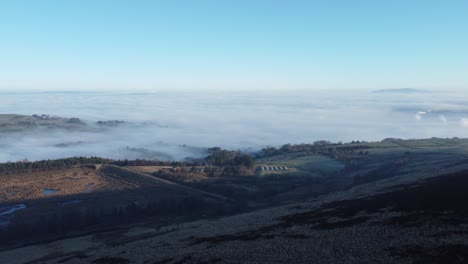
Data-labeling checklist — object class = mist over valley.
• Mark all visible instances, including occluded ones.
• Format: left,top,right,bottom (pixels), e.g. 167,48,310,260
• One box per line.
1,89,467,162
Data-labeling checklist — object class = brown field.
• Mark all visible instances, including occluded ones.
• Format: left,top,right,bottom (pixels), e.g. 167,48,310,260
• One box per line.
126,165,174,174
127,166,211,183
127,165,206,174
0,167,137,203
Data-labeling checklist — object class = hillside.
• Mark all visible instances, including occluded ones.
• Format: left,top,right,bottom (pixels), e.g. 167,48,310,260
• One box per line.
1,153,467,263
372,88,429,93
0,114,86,132
0,164,227,248
1,138,468,263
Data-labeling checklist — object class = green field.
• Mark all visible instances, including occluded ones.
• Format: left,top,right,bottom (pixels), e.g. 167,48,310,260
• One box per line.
256,153,344,176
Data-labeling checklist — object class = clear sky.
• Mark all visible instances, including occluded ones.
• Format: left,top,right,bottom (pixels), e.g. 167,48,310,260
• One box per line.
0,0,467,91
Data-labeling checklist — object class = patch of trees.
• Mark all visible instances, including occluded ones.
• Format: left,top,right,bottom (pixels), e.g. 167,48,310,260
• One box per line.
258,141,337,157
67,117,85,125
153,150,256,179
205,150,254,167
96,120,125,126
204,150,255,176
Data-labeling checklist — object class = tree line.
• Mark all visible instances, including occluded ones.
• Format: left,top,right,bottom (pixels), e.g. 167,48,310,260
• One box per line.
0,157,112,174
0,148,254,175
257,141,372,160
0,157,201,175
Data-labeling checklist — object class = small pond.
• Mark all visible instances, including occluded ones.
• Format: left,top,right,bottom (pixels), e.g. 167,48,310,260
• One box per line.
43,189,60,195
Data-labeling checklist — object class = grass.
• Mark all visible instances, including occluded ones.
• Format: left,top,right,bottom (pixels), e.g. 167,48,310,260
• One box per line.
341,138,468,155
256,153,344,176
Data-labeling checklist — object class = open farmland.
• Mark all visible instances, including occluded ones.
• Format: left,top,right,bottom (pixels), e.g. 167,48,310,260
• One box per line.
256,153,344,176
336,137,468,155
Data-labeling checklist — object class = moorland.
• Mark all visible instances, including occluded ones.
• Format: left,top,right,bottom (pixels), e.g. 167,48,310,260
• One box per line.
1,137,468,263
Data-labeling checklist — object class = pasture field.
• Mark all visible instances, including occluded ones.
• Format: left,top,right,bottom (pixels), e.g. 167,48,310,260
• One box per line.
256,153,344,176
339,138,468,155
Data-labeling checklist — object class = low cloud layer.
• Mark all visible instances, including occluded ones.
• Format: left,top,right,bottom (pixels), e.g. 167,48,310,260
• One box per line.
0,90,467,162
461,118,468,128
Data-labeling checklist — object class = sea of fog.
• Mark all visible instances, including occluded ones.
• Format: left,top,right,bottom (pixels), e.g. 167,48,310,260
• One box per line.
0,89,467,162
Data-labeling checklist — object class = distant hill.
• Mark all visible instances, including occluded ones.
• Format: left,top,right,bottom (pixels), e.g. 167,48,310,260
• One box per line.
373,88,430,94
0,114,86,132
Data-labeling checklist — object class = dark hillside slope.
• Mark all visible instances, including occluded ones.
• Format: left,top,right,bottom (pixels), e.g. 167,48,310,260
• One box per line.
4,160,468,264
100,165,229,200
0,165,229,248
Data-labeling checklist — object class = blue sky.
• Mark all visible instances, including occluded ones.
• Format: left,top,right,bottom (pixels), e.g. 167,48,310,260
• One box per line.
0,0,467,91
